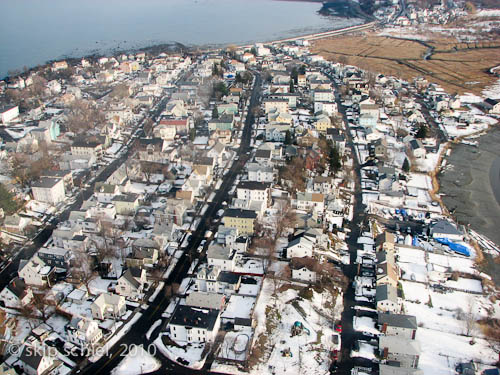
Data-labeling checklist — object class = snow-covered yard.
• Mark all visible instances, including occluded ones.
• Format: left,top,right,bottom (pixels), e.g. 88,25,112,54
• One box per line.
249,278,343,375
154,334,207,369
111,345,160,375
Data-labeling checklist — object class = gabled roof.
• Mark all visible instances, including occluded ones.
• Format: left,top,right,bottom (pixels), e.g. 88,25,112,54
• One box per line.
376,284,398,303
378,313,418,329
120,269,141,289
5,277,27,299
379,335,421,355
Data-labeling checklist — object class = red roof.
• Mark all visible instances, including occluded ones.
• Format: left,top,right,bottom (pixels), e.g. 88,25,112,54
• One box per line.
159,119,188,126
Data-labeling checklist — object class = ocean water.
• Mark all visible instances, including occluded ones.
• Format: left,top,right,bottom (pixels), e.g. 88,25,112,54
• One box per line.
0,0,362,78
439,128,500,246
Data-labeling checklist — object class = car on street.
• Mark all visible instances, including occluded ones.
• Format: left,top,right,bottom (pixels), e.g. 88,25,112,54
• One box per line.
334,324,342,333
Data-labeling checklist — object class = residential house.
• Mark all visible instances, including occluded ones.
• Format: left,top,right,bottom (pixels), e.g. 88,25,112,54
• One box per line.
94,183,119,203
91,293,126,320
207,243,236,272
116,268,147,300
3,214,31,235
126,238,159,267
376,284,400,313
37,247,71,271
376,232,396,253
31,177,65,205
208,114,234,131
409,139,426,159
313,89,334,102
222,209,257,235
314,101,337,116
430,220,463,241
290,257,317,283
266,125,290,143
168,305,221,343
185,292,226,310
376,262,399,288
314,113,332,133
326,128,346,156
286,237,314,259
379,336,420,368
0,278,33,309
236,181,270,205
157,117,190,136
254,149,272,164
66,317,103,349
484,98,500,114
137,138,167,164
112,194,140,215
378,313,418,340
207,142,226,166
294,192,325,215
247,163,275,183
71,138,103,160
18,255,55,287
18,345,63,375
263,98,289,114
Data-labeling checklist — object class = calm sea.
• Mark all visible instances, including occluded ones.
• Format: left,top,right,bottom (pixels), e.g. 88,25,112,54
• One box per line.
0,0,362,78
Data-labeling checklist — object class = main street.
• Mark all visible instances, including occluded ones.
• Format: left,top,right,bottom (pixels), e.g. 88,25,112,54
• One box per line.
325,70,375,374
78,72,262,375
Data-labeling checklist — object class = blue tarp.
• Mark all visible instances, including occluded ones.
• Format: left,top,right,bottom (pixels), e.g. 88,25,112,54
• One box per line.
412,236,419,247
435,237,470,256
448,242,471,257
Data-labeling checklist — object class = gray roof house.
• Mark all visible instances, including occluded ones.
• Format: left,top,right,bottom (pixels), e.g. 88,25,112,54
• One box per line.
379,336,421,368
378,313,418,339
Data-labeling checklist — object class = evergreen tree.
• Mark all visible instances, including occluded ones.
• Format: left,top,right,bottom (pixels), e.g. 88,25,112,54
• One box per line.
415,125,428,139
285,130,292,145
329,145,341,172
402,158,410,172
289,80,295,93
212,106,219,119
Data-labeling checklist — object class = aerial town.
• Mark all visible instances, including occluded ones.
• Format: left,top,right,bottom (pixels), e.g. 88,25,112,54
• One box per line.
0,1,499,375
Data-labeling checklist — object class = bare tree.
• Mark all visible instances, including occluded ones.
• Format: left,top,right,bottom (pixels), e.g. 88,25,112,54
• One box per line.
73,252,97,295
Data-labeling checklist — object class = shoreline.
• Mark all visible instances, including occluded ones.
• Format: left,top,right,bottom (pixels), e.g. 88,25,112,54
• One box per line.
436,125,500,256
2,6,373,81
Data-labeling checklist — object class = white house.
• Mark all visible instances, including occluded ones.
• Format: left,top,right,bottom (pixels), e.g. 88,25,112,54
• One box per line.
18,255,54,287
31,177,66,205
0,278,33,309
376,284,400,314
0,105,19,124
91,293,126,320
66,317,103,349
207,243,236,272
294,192,325,214
116,268,147,301
290,257,317,283
286,237,314,259
236,181,270,203
168,305,221,343
247,163,275,183
18,345,62,375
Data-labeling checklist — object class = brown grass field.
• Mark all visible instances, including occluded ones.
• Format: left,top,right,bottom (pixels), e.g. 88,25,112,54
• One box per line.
311,32,500,95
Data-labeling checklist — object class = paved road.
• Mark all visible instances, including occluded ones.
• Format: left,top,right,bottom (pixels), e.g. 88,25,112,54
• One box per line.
318,72,376,373
78,73,262,375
